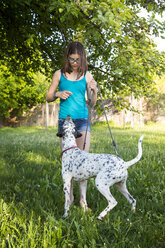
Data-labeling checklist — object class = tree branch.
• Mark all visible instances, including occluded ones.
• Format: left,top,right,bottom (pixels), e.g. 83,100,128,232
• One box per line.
77,6,110,45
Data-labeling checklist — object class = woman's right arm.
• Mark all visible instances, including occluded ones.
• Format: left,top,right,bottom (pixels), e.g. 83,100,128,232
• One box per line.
46,70,61,102
46,70,72,102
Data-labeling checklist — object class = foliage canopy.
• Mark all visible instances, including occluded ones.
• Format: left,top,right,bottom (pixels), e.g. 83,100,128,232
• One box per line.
0,0,165,117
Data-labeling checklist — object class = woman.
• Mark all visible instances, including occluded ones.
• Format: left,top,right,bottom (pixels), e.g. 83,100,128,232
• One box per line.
46,41,97,208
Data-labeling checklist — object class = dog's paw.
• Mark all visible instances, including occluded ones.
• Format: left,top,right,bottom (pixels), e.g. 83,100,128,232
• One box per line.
63,212,69,218
82,205,88,212
97,215,104,221
131,206,136,212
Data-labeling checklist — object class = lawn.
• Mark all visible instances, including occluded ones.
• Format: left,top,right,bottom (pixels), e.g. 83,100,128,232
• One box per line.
0,122,164,248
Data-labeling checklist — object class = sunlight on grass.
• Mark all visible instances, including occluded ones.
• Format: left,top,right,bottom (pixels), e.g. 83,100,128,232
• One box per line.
0,123,164,247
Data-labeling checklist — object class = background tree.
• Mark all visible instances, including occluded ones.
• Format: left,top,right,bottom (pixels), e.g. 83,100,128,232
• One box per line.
0,0,165,118
0,63,47,118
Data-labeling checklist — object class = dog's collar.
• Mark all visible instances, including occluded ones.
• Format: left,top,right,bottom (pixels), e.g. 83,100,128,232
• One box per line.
58,146,78,159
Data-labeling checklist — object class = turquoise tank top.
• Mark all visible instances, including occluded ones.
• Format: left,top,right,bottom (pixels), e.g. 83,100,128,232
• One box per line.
59,72,88,119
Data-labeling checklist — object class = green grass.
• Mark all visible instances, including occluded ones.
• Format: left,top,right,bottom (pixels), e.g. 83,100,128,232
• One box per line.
0,123,164,248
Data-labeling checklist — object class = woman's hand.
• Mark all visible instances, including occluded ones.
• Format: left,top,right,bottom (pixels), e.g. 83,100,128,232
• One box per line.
57,91,72,100
87,78,97,107
88,79,97,93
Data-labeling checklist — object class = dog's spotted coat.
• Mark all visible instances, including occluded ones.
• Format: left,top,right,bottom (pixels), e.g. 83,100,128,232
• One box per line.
57,116,144,220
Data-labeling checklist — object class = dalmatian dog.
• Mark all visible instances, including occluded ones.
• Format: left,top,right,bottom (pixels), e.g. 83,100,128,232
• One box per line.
57,115,144,220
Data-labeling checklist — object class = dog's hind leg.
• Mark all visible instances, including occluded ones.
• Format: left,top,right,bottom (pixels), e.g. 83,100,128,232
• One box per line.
95,175,117,220
115,180,136,211
63,175,72,218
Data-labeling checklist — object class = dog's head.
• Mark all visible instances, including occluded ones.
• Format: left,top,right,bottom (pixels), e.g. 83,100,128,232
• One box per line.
56,116,82,139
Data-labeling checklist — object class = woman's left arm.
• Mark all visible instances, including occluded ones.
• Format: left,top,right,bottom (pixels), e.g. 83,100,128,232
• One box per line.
86,72,97,107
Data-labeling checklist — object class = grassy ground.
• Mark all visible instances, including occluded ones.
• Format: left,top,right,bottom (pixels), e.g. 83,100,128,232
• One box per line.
0,122,164,248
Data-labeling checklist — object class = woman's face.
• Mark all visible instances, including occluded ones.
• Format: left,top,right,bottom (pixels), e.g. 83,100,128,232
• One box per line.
68,53,80,71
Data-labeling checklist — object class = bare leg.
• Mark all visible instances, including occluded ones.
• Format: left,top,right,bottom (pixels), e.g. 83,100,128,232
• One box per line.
70,178,74,205
76,131,90,208
76,131,90,152
59,138,62,150
79,180,88,211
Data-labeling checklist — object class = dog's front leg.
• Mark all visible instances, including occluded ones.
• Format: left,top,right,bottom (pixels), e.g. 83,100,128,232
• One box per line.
63,176,72,218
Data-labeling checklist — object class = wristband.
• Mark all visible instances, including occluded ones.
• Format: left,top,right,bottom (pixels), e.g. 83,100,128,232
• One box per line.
53,91,58,100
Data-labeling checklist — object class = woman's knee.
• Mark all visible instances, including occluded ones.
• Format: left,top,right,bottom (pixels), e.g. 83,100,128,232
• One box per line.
76,131,90,152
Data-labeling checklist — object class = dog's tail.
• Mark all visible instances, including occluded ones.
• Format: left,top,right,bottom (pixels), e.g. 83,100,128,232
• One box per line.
124,135,144,169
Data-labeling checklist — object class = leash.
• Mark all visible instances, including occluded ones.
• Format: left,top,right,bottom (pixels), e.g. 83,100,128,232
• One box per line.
83,84,120,157
58,146,77,159
83,87,92,150
83,120,89,150
97,84,121,157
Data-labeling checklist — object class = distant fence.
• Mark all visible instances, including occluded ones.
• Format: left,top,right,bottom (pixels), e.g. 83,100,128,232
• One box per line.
0,95,165,128
0,103,59,128
92,95,165,127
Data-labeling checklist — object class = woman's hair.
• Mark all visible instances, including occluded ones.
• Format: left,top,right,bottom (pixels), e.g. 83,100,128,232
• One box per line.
62,42,88,79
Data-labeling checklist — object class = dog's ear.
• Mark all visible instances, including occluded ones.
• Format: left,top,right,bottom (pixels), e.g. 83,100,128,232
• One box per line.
74,130,82,138
56,128,64,137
